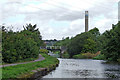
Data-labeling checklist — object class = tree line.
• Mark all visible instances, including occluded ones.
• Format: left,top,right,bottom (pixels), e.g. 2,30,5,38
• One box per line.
2,24,45,63
55,22,120,62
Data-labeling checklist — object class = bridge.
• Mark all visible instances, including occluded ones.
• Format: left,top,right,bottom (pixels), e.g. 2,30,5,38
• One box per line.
46,46,61,50
45,46,66,58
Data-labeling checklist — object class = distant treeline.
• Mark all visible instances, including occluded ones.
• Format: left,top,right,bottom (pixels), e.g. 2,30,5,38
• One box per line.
55,22,120,62
2,24,45,63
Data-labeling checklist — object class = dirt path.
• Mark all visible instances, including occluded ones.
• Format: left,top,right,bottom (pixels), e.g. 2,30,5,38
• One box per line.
0,54,45,68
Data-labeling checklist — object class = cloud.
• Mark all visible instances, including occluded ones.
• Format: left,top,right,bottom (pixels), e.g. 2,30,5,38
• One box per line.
1,0,119,40
61,19,85,37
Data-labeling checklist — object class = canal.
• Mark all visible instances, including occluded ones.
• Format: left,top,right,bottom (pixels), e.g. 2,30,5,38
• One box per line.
42,58,120,78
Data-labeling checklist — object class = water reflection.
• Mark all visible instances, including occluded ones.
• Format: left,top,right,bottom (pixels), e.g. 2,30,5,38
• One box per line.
42,58,120,78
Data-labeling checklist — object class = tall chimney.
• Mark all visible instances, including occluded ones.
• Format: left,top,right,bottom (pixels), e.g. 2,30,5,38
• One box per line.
85,11,89,32
118,1,120,21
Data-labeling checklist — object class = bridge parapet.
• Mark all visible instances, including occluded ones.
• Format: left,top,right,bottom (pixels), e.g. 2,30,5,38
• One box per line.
46,46,61,50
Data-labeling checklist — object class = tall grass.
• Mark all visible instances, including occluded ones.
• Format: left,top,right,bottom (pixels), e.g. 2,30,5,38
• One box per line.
73,51,101,59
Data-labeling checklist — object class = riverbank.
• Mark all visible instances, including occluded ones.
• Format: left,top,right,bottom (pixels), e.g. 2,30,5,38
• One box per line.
2,53,59,79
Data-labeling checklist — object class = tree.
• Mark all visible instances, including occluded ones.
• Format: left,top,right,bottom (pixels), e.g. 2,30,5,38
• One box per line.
2,24,43,63
82,38,96,53
102,22,120,61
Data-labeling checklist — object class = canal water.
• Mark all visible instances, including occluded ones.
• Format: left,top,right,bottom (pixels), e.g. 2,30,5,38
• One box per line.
42,58,120,78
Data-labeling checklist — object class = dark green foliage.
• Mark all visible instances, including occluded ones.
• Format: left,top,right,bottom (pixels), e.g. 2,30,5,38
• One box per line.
54,23,120,62
54,37,70,47
89,27,100,37
101,22,120,61
55,28,100,58
67,29,99,57
2,24,44,63
62,52,70,58
93,54,106,60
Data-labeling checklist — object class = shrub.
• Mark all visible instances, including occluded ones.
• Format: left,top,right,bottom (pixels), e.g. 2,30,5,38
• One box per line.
73,51,101,59
73,54,86,59
82,53,95,59
2,24,43,63
93,54,106,60
62,52,70,58
40,49,48,54
2,32,39,63
117,59,120,63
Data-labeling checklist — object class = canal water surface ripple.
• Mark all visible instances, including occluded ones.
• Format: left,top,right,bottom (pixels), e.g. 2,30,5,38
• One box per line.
42,58,120,78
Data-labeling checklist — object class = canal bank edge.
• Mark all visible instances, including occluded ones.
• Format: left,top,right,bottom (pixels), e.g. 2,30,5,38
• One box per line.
17,59,59,79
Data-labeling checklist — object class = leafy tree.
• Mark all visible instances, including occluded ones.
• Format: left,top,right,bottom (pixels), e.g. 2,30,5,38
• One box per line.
2,24,43,63
67,32,96,57
102,22,120,61
82,38,96,53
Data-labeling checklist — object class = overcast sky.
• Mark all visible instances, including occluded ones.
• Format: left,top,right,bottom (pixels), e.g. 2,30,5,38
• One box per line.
0,0,119,40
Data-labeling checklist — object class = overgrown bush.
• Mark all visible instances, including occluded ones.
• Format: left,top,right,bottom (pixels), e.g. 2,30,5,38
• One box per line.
40,49,48,54
117,59,120,63
82,53,95,59
67,28,100,57
73,54,86,59
2,24,44,63
93,54,106,60
73,52,100,59
101,22,120,61
62,52,70,58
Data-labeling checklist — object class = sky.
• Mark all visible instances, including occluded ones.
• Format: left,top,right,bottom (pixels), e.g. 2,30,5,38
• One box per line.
0,0,119,40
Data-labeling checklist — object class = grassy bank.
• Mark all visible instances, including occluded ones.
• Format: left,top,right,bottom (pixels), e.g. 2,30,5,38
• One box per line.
93,54,106,60
72,52,107,60
2,53,59,79
73,52,100,59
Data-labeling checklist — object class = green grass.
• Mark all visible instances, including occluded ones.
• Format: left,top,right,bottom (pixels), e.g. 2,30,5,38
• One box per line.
54,51,60,54
73,54,86,59
93,54,106,60
2,53,59,79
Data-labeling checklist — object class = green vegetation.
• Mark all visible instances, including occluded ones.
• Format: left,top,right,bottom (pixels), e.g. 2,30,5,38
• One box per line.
53,51,60,54
54,37,70,47
0,28,2,80
40,49,48,54
93,54,106,60
73,54,85,59
62,52,70,58
2,24,45,63
117,59,120,63
56,22,120,62
2,53,59,79
67,28,100,58
101,22,120,62
55,27,100,58
73,52,100,59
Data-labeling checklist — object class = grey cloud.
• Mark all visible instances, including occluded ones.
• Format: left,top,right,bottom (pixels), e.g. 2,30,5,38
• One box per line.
55,11,84,21
2,0,118,22
1,0,118,40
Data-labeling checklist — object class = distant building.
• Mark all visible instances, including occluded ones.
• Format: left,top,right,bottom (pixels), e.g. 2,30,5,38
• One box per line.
118,1,120,21
44,40,58,46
